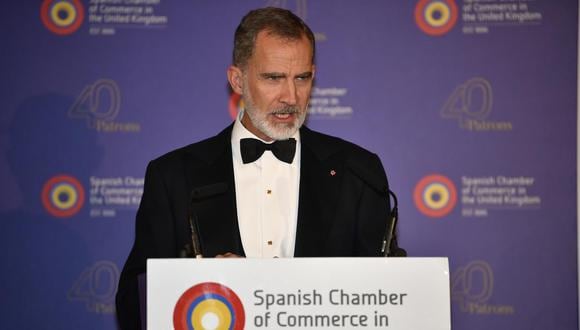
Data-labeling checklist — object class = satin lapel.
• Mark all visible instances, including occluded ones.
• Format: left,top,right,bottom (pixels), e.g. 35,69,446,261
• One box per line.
294,127,343,257
183,125,245,257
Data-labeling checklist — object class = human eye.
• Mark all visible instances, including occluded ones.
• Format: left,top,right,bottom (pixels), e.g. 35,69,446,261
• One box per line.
261,73,285,81
295,72,313,82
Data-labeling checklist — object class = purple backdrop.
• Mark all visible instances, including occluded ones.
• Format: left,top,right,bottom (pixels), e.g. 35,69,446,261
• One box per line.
0,0,577,329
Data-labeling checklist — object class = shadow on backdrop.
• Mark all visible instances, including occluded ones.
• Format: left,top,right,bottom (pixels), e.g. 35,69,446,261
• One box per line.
1,94,110,329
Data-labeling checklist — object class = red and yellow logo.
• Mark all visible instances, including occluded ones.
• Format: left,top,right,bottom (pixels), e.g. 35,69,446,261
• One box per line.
228,93,244,120
41,0,84,35
41,175,85,218
173,282,245,330
415,0,458,36
414,174,457,217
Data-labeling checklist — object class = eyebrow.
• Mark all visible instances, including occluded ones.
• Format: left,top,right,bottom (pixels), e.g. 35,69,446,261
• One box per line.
259,71,313,79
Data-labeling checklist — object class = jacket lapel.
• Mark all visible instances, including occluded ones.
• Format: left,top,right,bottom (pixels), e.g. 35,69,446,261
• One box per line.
183,125,245,257
294,126,343,257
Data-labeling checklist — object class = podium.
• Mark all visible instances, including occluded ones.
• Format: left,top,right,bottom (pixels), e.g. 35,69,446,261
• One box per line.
147,258,450,329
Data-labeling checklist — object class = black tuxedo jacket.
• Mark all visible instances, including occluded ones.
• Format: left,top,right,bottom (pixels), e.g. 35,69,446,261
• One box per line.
116,124,397,329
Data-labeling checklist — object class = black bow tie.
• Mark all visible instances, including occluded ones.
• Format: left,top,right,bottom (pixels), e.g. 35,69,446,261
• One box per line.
240,138,297,164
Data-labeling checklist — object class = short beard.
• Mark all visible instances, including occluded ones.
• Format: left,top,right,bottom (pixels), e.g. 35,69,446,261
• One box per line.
242,86,307,141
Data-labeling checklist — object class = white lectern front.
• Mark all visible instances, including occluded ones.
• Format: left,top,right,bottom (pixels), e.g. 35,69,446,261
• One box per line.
147,258,450,330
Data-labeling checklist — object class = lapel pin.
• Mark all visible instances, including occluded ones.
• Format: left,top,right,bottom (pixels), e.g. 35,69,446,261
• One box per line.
330,169,336,176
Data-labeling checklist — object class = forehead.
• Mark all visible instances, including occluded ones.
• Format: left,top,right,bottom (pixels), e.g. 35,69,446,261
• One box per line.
249,31,313,68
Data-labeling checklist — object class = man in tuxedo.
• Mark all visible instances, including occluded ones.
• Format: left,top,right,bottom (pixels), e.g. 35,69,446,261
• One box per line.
116,7,403,329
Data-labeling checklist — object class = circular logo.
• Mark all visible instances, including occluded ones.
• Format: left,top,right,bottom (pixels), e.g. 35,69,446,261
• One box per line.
228,93,244,120
41,175,85,218
173,282,245,330
414,174,457,217
415,0,458,36
41,0,85,35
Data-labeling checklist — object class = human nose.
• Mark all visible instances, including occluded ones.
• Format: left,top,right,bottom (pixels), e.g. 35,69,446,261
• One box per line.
279,79,297,105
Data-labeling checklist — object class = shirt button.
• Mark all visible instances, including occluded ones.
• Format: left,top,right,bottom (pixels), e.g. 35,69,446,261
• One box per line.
267,240,273,245
266,189,272,194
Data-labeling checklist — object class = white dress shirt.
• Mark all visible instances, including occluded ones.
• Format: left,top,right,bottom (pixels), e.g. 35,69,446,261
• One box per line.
231,111,301,258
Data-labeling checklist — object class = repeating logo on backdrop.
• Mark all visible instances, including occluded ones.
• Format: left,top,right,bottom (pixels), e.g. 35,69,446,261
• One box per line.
42,174,85,217
228,93,244,120
174,282,245,330
415,0,458,36
452,260,514,315
68,261,119,314
440,77,513,131
414,174,457,217
69,79,141,133
41,0,85,35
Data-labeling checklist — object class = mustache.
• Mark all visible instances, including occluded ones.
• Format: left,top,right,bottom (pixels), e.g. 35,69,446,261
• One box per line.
271,106,300,115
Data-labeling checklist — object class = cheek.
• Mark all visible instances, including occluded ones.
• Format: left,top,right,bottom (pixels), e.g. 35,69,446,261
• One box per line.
253,85,280,106
297,86,312,102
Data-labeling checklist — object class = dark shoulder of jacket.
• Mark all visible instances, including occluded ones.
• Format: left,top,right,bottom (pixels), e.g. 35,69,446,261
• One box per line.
301,126,389,190
148,124,233,170
301,126,385,167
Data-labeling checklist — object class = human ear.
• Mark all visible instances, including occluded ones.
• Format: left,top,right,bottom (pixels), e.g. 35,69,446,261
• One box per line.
227,65,243,94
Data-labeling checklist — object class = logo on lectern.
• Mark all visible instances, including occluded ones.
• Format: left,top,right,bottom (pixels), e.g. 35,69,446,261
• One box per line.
173,282,245,330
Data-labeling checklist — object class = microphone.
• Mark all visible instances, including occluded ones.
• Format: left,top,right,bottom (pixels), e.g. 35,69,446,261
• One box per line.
346,161,404,257
381,190,399,257
185,182,228,258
